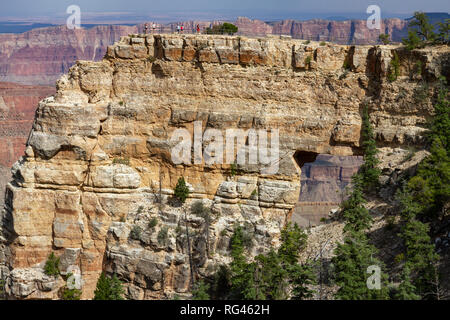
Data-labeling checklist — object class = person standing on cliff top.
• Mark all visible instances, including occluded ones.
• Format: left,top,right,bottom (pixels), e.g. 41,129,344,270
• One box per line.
181,25,184,33
196,24,200,34
176,24,180,34
144,23,148,34
152,23,157,33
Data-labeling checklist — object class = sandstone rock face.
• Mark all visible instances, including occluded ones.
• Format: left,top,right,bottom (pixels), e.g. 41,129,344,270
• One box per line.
0,33,448,300
0,17,415,86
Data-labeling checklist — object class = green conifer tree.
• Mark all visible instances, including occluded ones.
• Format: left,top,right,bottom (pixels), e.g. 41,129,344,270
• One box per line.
174,177,190,203
408,12,436,43
359,105,381,190
332,231,390,300
341,174,373,233
395,266,420,300
394,78,448,300
93,273,125,300
192,280,210,300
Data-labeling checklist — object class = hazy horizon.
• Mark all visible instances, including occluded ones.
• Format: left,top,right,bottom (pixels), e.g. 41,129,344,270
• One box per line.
0,0,449,23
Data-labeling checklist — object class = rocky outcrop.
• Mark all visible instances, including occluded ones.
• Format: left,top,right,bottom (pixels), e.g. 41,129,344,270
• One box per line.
0,17,415,86
0,33,448,300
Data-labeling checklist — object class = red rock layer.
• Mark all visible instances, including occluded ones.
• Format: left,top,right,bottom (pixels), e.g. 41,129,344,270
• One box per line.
0,81,54,173
0,25,138,85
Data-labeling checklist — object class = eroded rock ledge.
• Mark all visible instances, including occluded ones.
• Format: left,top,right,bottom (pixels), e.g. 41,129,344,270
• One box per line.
0,34,448,299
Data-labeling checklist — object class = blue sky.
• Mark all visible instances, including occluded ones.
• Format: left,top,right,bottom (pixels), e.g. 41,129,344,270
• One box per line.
1,0,449,21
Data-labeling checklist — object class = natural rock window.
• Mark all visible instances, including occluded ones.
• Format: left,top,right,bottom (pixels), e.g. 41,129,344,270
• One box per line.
292,153,363,227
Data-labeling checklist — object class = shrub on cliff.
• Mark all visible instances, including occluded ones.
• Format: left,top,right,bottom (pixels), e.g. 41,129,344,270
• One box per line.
157,226,169,245
205,23,238,35
93,273,125,300
379,34,390,45
359,105,381,190
44,252,60,277
148,217,158,229
174,177,190,203
387,52,400,82
130,225,143,241
192,280,210,300
61,286,82,300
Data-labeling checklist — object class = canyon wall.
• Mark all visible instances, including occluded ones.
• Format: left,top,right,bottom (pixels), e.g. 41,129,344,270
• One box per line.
268,18,409,44
0,25,138,85
0,82,55,208
0,33,448,300
0,17,413,211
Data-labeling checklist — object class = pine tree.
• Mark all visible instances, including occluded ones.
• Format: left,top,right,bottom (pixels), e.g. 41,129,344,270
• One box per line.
408,12,436,43
398,216,439,299
229,226,254,299
394,78,447,300
253,250,285,299
436,19,450,44
93,273,125,300
379,34,390,45
211,265,232,300
430,78,449,150
332,231,389,300
341,174,373,233
226,223,315,300
278,222,308,265
407,78,449,219
174,177,190,203
192,280,210,300
403,30,423,50
395,266,420,300
332,106,389,300
290,263,316,300
359,105,381,191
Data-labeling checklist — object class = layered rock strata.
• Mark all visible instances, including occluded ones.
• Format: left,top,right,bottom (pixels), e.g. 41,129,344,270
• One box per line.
0,33,448,299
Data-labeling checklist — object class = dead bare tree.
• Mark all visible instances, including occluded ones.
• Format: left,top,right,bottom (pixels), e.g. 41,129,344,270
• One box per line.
184,208,195,289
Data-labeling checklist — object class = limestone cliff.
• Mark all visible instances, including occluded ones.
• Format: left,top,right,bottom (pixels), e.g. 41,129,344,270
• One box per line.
0,33,448,300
